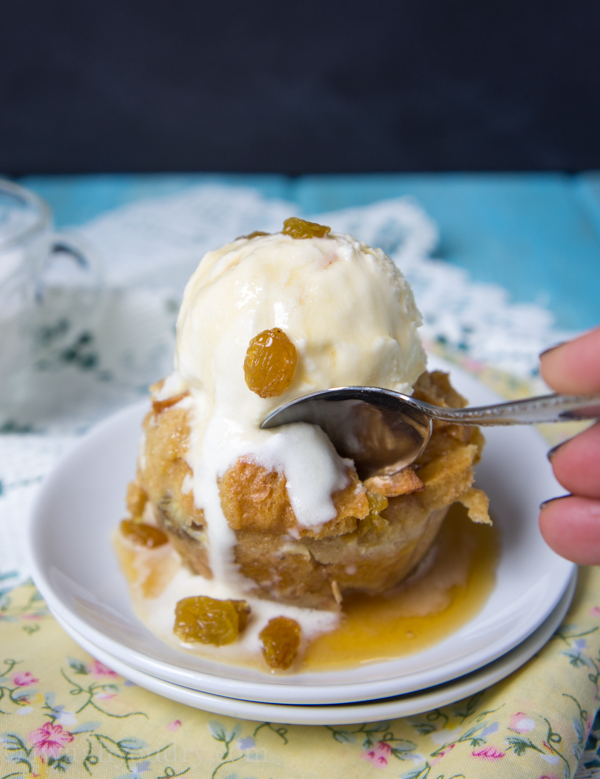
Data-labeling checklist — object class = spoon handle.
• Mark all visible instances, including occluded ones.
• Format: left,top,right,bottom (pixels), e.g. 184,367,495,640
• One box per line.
415,393,600,426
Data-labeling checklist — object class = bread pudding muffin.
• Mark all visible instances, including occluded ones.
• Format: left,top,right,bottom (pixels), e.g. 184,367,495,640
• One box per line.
115,218,490,669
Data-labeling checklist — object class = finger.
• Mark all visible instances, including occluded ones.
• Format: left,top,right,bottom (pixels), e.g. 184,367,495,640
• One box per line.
540,325,600,394
549,422,600,499
539,495,600,565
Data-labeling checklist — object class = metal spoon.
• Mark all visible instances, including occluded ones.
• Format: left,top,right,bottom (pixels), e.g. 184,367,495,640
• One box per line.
261,388,600,480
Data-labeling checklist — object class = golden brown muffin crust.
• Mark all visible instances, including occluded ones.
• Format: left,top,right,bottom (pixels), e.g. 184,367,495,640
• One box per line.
126,370,490,608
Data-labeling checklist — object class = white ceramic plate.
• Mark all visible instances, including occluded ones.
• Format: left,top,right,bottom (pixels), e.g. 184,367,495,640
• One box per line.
51,572,576,725
28,359,576,705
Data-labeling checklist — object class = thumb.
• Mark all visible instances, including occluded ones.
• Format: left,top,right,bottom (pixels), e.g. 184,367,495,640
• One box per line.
540,325,600,394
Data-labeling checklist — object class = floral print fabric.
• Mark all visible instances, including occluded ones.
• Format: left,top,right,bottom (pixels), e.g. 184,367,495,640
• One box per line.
1,571,600,779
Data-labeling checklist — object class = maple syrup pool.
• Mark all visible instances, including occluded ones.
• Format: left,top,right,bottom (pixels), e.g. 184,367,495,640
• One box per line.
305,503,499,670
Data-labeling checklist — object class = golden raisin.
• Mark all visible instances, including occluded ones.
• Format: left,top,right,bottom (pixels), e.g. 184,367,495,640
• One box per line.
356,493,390,537
281,217,331,239
259,616,302,670
366,492,389,516
173,596,250,646
244,328,297,398
237,230,270,240
120,519,168,548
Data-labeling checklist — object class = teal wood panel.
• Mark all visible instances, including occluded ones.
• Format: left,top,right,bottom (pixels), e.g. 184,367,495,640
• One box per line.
294,174,600,333
20,174,292,227
17,173,600,333
577,172,600,240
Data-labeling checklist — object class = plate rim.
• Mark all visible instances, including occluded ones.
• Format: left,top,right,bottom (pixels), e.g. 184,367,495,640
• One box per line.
50,571,577,725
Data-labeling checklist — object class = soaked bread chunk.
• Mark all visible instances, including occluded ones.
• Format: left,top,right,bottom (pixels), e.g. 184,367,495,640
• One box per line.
219,458,369,537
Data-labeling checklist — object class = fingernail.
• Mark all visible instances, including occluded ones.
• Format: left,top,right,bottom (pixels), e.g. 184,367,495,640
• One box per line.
540,495,571,510
547,438,572,462
540,341,567,358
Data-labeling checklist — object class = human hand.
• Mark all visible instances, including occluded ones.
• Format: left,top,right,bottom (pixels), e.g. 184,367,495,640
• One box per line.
539,325,600,564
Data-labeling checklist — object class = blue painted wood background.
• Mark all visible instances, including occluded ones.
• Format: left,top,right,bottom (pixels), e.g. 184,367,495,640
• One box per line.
20,173,600,334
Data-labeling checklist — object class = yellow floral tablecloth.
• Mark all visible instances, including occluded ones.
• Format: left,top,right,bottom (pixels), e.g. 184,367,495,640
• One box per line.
2,350,599,779
1,570,600,779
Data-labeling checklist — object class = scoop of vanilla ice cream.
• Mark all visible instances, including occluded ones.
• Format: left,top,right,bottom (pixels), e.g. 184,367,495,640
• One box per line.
168,229,427,588
176,230,426,421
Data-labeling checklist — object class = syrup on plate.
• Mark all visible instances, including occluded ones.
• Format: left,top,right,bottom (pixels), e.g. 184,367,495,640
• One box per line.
304,503,499,670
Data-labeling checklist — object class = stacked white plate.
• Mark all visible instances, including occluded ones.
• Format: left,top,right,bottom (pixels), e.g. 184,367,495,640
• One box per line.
28,361,577,725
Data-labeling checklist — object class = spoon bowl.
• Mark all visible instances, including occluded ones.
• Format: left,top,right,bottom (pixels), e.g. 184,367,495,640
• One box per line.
261,387,600,480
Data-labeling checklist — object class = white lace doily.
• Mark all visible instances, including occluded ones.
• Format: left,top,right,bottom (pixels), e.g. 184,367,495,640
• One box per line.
0,184,571,587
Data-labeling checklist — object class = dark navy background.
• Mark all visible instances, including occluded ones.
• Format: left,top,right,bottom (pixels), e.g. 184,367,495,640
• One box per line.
1,0,600,174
